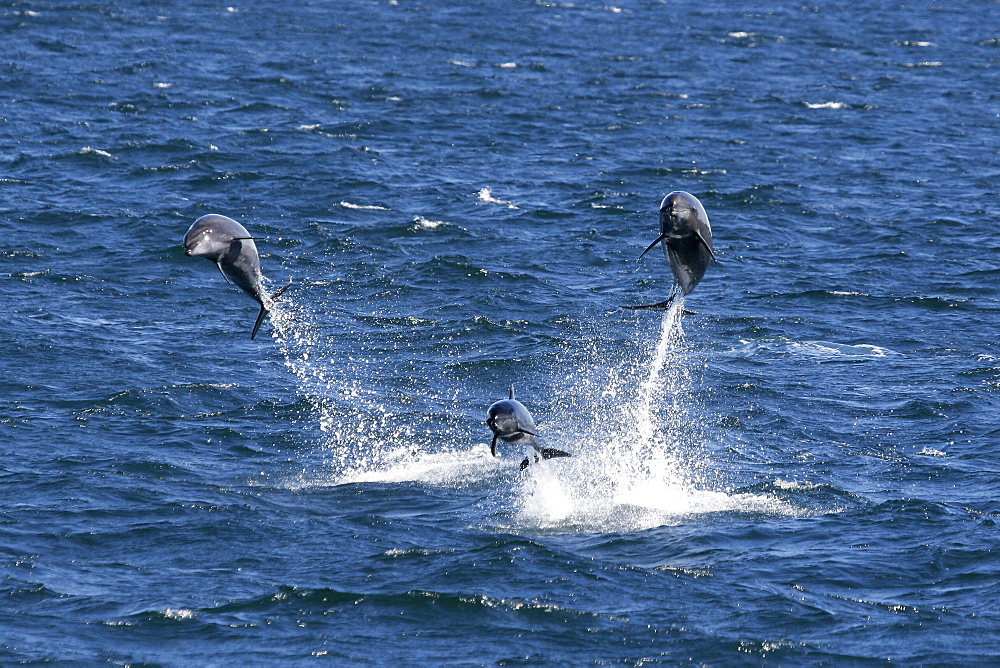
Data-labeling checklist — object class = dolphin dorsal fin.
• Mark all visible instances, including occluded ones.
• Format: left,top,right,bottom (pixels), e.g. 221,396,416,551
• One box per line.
508,385,515,400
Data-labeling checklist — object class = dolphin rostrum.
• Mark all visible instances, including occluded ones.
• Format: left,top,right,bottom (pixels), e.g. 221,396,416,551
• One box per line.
183,214,291,339
486,386,571,470
624,190,717,310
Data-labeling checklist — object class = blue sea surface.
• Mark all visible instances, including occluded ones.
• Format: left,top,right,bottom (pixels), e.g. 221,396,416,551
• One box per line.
3,0,1000,663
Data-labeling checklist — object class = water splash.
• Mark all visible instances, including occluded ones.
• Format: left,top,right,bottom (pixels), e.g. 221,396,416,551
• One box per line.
267,289,471,484
269,290,791,525
268,294,384,476
515,300,790,532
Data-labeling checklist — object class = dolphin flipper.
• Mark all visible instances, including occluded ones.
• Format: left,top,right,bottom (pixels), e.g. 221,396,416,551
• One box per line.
490,434,499,457
637,232,668,261
249,280,293,340
695,229,719,264
215,261,233,285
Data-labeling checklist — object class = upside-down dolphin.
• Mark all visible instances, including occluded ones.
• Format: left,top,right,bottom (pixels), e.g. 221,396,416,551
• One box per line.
486,387,571,470
183,214,291,339
624,191,717,310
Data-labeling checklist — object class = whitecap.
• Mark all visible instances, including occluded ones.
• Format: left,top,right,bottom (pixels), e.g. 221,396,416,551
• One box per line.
339,201,389,211
411,215,450,230
805,101,849,109
476,187,517,209
773,478,823,491
81,147,117,159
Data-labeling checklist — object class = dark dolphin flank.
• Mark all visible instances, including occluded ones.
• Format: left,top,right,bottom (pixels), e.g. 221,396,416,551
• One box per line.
2,0,999,665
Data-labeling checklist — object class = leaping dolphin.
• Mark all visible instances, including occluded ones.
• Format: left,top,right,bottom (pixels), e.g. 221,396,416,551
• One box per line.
183,214,291,339
624,191,717,310
486,387,571,470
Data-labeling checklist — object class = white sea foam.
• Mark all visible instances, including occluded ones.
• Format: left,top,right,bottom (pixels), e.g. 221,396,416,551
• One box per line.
773,478,822,491
739,338,898,361
476,187,517,209
339,201,389,210
163,608,196,620
336,446,498,486
793,340,897,359
805,101,848,109
81,147,116,159
411,215,449,230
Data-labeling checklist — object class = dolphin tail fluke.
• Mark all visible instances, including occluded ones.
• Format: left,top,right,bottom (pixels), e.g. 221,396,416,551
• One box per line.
622,297,676,311
623,299,697,315
519,447,572,471
250,304,268,340
249,280,292,340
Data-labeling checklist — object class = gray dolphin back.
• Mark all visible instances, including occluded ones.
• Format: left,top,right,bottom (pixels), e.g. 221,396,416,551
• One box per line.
660,191,714,296
183,214,291,339
624,191,715,310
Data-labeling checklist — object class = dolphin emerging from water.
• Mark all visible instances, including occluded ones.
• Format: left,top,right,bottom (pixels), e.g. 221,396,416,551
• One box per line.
183,214,291,339
486,387,571,470
624,190,717,310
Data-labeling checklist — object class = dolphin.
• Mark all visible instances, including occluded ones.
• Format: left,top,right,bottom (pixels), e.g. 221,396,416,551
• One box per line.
486,387,571,470
182,214,291,339
624,191,717,310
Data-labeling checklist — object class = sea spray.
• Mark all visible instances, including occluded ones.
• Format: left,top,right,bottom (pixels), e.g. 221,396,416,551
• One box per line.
516,300,710,530
267,289,477,485
267,294,391,476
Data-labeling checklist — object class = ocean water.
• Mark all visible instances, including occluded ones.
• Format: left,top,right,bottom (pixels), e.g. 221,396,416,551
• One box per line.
2,0,1000,663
